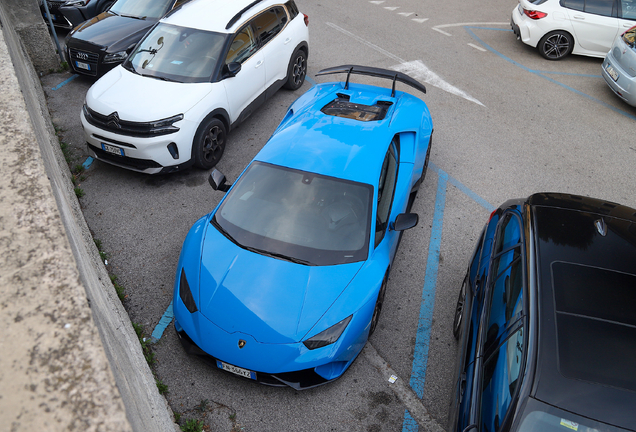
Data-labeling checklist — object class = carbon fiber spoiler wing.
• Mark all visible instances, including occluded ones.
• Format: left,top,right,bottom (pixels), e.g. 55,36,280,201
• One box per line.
315,65,426,97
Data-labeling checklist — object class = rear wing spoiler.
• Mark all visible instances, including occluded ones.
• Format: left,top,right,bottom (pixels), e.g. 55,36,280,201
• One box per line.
316,65,426,97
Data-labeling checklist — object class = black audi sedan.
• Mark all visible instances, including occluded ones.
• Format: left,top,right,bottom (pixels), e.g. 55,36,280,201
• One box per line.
450,193,636,432
65,0,185,77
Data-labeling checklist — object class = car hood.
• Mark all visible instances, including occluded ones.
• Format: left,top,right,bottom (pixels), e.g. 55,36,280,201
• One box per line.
198,226,364,344
69,12,155,49
86,67,213,121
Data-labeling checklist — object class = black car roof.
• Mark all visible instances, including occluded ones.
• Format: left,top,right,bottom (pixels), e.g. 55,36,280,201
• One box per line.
528,193,636,431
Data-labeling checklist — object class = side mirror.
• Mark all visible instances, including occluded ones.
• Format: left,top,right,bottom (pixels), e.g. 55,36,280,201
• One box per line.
225,61,241,77
390,213,418,231
208,169,230,192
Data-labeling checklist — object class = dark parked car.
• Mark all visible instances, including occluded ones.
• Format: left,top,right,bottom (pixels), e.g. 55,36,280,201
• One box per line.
65,0,185,77
450,193,636,432
40,0,115,29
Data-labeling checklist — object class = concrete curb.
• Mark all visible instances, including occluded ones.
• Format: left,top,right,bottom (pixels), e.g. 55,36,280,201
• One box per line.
0,3,179,431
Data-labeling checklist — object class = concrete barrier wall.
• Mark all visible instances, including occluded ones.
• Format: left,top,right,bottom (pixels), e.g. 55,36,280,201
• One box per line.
0,2,178,431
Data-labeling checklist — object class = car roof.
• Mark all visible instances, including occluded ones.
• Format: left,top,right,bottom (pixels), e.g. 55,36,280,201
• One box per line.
162,0,283,33
253,81,427,186
528,193,636,430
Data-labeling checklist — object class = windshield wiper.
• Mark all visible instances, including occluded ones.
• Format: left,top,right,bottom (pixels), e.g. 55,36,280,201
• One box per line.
119,13,146,20
144,74,180,82
242,246,314,266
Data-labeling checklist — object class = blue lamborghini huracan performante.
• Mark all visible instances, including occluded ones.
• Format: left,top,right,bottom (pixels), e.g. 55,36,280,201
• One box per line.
173,65,434,389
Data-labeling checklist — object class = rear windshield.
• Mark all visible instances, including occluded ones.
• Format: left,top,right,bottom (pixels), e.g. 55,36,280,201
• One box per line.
552,261,636,391
623,27,636,47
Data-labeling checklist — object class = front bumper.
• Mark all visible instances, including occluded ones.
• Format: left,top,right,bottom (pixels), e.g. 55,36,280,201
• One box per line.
66,42,121,78
81,108,197,174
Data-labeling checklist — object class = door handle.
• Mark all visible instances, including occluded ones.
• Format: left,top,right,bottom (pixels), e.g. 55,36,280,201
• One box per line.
255,60,263,68
573,14,585,19
284,37,292,45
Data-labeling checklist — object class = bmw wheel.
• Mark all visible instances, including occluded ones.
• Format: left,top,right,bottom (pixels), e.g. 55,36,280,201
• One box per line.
453,274,468,340
283,49,307,90
193,118,226,170
369,276,388,336
538,31,573,60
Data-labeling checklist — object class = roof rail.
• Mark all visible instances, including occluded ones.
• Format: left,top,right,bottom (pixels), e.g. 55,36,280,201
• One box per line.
226,0,263,30
316,65,426,97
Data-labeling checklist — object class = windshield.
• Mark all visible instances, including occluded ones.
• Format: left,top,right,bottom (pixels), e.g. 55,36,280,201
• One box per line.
125,23,225,83
213,162,373,266
623,27,636,48
514,398,630,432
110,0,174,19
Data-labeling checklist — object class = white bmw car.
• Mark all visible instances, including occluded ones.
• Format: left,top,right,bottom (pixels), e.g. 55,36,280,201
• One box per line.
511,0,636,60
81,0,309,174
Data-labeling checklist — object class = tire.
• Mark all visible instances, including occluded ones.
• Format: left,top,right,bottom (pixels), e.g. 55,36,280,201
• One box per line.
369,276,388,336
283,49,307,90
453,274,468,340
538,31,573,60
192,117,226,170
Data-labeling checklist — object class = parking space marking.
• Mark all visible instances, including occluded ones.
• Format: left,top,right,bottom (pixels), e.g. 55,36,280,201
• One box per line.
51,74,79,91
325,23,483,106
468,43,487,52
404,162,494,431
465,26,636,122
151,300,174,343
433,22,508,36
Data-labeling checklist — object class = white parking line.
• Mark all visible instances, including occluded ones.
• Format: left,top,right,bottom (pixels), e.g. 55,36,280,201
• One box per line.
412,18,429,23
364,343,446,432
385,6,399,10
325,22,484,106
468,43,487,52
432,21,509,36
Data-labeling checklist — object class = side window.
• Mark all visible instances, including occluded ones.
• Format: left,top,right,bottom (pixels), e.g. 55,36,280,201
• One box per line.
560,0,585,11
621,0,636,17
374,139,398,247
285,0,299,19
252,7,287,46
585,0,617,16
480,326,525,432
226,25,257,64
484,213,524,352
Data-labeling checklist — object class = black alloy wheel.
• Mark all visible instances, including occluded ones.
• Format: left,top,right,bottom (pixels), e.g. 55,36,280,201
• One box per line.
283,49,307,90
369,276,388,336
452,274,468,340
193,118,226,169
538,31,574,60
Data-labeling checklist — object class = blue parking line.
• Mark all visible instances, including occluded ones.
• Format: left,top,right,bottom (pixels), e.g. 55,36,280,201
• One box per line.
52,74,79,91
151,300,174,343
82,157,94,170
305,75,317,86
465,26,636,122
403,162,494,431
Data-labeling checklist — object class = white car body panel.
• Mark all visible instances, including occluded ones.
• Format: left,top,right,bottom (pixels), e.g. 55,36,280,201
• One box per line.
564,9,618,53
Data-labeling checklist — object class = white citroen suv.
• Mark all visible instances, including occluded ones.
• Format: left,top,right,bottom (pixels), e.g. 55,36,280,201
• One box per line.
81,0,309,174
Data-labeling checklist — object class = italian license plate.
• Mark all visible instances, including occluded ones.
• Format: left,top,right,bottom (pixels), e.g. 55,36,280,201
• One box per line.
605,64,619,82
101,143,124,156
216,361,256,380
75,61,91,71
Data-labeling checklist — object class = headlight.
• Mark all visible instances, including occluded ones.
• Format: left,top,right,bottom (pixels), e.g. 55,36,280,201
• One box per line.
303,315,352,350
103,51,128,64
179,268,198,313
149,114,184,134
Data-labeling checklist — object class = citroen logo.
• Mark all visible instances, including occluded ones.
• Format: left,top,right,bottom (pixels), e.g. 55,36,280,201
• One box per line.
238,339,246,349
106,111,121,129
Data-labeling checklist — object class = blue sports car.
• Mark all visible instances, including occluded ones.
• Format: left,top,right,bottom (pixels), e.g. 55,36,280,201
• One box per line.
173,65,434,389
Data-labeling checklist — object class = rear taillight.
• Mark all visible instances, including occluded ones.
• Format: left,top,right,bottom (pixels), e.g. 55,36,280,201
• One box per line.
303,13,309,26
523,9,547,19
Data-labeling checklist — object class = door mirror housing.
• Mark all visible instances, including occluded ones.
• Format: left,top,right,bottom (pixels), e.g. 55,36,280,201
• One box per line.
390,213,419,231
208,169,230,192
225,62,241,77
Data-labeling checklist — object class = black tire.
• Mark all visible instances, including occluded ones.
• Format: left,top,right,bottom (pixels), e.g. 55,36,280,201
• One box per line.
369,276,388,336
538,31,573,60
192,117,226,170
283,49,307,90
453,274,468,340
